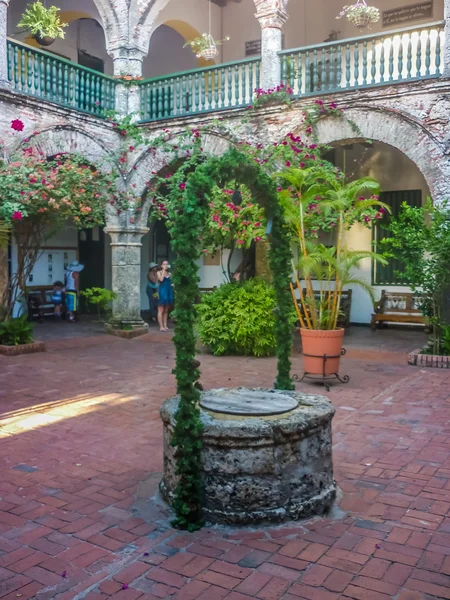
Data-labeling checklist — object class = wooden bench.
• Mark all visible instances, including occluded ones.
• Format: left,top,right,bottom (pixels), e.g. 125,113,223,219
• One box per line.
371,290,426,330
27,288,65,321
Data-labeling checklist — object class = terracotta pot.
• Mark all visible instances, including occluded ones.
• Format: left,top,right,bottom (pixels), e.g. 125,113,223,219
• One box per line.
34,34,55,47
300,328,345,376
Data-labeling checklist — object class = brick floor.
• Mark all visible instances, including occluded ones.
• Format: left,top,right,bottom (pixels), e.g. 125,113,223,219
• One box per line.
0,327,449,598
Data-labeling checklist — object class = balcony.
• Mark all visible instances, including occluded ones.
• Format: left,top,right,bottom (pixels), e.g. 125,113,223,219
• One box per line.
6,21,445,121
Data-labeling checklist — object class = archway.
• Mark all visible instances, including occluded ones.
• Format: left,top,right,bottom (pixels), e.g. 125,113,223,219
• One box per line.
142,21,204,79
323,138,431,324
167,145,293,529
311,106,450,204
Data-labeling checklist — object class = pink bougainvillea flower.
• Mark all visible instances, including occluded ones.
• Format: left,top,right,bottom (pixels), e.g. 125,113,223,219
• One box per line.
285,161,291,167
179,183,186,190
11,119,24,132
12,211,23,220
129,146,135,152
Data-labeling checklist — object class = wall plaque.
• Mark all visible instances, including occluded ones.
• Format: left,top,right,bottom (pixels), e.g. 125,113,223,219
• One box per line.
382,1,433,27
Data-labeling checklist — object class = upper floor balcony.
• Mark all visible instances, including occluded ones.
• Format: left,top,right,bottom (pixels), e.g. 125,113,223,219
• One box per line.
3,0,448,121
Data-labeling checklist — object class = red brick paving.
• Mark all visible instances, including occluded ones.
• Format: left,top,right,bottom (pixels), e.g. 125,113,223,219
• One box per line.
0,330,449,598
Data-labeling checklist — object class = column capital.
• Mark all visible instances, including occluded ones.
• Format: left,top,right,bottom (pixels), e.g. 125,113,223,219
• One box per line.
254,0,289,29
108,46,146,77
0,0,10,7
104,226,149,246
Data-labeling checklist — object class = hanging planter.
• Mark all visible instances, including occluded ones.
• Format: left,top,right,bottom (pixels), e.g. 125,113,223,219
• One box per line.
184,33,229,62
18,1,67,47
336,0,380,30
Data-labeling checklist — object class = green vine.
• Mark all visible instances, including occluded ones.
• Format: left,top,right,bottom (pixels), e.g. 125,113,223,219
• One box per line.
303,100,361,142
168,146,293,530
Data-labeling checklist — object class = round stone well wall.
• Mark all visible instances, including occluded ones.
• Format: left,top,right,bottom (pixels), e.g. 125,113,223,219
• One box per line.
160,388,336,525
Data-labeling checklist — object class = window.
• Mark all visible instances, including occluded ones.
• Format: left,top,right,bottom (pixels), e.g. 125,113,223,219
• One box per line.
78,50,104,73
372,189,422,285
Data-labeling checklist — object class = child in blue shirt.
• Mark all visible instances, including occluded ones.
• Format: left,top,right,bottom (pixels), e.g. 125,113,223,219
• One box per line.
51,281,64,319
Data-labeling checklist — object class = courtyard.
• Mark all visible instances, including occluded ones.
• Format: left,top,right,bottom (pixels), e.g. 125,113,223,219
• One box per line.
0,327,449,599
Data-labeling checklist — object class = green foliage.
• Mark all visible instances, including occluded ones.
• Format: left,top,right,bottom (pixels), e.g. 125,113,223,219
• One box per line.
197,279,291,357
18,1,67,39
166,146,294,531
183,33,230,56
441,325,450,356
278,166,387,330
0,315,34,346
381,199,450,353
81,287,117,321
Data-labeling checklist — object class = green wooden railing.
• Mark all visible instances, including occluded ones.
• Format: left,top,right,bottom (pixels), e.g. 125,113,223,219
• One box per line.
139,57,261,121
280,22,444,96
7,39,117,115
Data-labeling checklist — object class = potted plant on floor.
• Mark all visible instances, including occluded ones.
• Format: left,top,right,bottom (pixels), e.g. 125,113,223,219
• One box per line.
336,0,380,30
18,1,67,46
277,165,388,377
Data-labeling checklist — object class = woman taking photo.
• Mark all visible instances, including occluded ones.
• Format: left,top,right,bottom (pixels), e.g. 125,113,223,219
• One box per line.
157,260,173,331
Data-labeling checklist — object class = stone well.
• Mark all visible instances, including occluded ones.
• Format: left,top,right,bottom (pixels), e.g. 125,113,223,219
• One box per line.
160,387,336,525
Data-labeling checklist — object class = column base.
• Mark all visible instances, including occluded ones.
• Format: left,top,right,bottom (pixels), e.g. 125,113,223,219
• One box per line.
105,318,149,339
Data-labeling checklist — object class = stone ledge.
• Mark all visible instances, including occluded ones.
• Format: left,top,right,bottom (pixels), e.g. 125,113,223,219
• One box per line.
408,348,450,368
105,324,149,339
0,341,46,356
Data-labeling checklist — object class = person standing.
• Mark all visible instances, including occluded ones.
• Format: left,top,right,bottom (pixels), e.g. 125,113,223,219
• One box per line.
146,262,159,323
64,260,84,322
157,260,173,332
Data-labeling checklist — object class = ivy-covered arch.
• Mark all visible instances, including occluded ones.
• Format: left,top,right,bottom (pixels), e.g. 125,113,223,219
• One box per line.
169,146,294,530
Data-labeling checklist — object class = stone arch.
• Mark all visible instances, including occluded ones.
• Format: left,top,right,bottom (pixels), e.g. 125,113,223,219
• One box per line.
14,126,117,173
128,130,233,214
307,106,450,205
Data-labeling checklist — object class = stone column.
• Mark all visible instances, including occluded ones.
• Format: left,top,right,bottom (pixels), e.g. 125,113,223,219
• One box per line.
104,225,149,329
254,0,289,90
0,0,10,89
444,0,450,77
109,47,146,118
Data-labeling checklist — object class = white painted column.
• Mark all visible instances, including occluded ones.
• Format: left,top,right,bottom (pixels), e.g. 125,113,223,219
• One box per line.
254,0,289,90
0,0,11,89
444,0,450,77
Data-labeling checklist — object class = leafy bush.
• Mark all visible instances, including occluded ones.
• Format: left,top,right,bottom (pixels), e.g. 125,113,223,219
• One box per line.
80,287,117,320
0,315,34,346
197,279,292,357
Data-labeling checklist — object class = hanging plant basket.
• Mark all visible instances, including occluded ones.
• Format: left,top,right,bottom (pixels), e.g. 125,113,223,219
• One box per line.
336,1,380,30
34,33,55,46
200,46,218,61
352,13,372,29
184,32,229,62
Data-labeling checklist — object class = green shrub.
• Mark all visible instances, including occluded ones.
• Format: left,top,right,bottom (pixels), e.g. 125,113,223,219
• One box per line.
0,315,34,346
80,287,117,321
197,279,292,357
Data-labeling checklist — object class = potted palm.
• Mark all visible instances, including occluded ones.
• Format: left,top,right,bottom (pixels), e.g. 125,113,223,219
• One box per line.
18,1,67,46
336,0,380,30
277,166,388,377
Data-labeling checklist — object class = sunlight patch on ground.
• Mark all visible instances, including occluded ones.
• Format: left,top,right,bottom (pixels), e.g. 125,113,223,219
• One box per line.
0,393,137,436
